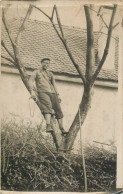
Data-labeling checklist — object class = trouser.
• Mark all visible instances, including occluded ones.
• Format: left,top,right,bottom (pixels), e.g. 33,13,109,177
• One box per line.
38,92,63,119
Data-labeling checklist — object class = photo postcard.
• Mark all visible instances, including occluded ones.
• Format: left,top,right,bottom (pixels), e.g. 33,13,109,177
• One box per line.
0,0,123,193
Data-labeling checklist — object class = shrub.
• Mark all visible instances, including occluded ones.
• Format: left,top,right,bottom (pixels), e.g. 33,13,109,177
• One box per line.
1,116,116,192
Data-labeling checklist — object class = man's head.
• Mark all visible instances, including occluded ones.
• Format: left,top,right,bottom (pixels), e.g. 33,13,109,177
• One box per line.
41,58,50,70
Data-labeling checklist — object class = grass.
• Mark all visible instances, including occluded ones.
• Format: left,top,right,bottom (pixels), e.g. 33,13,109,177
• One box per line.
1,116,116,192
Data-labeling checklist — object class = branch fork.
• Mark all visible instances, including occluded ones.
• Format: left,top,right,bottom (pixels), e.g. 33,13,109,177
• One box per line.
2,3,118,152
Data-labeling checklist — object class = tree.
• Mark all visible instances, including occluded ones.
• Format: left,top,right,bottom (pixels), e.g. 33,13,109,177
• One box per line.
1,4,118,152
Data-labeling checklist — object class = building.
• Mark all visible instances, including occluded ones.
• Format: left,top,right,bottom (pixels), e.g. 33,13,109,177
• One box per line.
1,18,118,148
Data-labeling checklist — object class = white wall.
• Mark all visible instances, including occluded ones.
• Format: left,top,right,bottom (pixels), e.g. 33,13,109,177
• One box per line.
57,79,117,149
1,71,118,148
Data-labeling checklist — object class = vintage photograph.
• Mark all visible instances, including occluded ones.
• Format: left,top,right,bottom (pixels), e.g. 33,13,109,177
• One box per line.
1,0,123,193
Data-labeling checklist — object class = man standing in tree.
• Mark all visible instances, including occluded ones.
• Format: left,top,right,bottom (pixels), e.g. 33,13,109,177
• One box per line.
28,58,68,135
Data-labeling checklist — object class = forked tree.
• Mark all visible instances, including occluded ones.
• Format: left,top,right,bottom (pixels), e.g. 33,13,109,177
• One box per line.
2,4,118,152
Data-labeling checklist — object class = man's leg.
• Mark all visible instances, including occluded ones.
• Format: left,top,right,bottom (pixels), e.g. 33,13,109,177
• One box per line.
57,118,68,134
44,113,53,132
44,113,51,124
39,93,53,132
52,94,68,135
57,118,63,129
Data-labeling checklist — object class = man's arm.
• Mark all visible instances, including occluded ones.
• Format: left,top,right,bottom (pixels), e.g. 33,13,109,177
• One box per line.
51,74,59,95
51,74,61,103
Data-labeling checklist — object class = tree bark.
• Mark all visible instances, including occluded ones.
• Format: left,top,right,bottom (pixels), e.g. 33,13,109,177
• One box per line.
15,47,60,151
63,86,92,151
2,4,117,153
2,7,60,151
91,4,117,85
84,5,95,81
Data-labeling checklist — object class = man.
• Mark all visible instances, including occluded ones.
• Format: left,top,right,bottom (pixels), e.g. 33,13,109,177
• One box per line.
28,58,68,135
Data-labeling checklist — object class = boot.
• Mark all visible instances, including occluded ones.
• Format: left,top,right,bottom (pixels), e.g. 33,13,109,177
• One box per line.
46,124,53,133
60,128,68,135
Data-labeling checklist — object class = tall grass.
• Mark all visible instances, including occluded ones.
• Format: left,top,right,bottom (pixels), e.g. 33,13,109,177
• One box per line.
1,116,116,192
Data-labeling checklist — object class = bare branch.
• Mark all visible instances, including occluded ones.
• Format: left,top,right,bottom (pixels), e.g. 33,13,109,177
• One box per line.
100,15,109,28
84,5,95,81
54,5,65,40
15,5,33,44
89,179,105,190
1,55,16,66
1,40,15,61
2,9,15,48
97,31,118,41
89,7,108,29
51,5,55,21
2,5,60,151
97,5,114,16
95,51,101,64
32,5,51,20
32,5,64,41
103,6,114,10
113,22,119,29
52,5,86,85
32,5,86,85
97,6,103,16
51,21,65,43
51,21,86,84
91,5,117,86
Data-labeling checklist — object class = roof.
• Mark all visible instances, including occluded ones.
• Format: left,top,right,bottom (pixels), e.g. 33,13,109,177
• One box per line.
1,18,118,82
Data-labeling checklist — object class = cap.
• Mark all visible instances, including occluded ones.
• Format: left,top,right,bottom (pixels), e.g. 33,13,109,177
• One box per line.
41,58,50,63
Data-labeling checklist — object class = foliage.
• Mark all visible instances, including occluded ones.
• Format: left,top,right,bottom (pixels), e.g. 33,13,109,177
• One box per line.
1,116,116,192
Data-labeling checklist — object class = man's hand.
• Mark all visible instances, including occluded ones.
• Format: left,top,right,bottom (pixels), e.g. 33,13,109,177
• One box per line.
30,90,38,102
58,97,61,103
56,94,61,103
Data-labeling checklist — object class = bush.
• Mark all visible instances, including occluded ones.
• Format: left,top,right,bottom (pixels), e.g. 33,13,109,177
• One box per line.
1,116,116,192
84,145,116,192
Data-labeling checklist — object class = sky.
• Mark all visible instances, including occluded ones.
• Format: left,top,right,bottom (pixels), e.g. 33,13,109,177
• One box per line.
2,0,122,35
2,1,101,30
1,0,122,33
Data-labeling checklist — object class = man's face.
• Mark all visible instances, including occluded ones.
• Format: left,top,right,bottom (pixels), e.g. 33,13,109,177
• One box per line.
41,60,50,70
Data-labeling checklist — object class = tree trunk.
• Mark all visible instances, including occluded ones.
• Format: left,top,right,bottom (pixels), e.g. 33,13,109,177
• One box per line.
13,46,60,150
84,5,95,80
63,86,92,151
2,4,117,153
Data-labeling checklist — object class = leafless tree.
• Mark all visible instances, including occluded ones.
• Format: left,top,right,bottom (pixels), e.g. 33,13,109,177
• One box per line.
1,4,118,152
